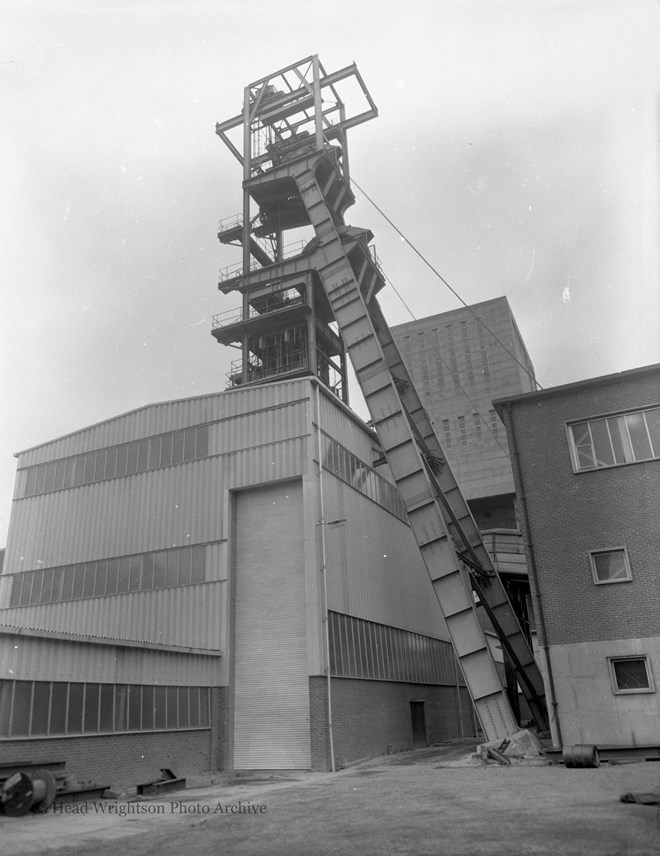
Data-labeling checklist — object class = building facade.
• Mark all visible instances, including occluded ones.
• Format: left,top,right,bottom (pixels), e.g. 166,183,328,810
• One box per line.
0,378,473,789
496,364,660,747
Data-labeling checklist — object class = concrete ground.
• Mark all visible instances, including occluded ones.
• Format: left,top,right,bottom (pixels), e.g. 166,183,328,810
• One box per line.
2,741,659,856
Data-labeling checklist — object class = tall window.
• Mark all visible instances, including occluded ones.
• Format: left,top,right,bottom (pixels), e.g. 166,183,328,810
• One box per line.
568,408,660,471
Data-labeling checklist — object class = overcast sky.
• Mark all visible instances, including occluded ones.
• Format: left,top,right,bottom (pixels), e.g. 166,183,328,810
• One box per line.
1,0,658,545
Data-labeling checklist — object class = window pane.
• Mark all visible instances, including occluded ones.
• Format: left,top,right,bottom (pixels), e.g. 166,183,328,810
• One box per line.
61,566,75,601
10,575,23,607
94,449,107,482
72,564,85,599
178,547,192,586
117,557,130,593
137,439,150,472
34,464,47,494
178,687,189,728
50,683,68,734
19,573,33,606
189,687,199,728
589,419,614,467
105,446,118,480
142,686,155,731
154,686,166,729
645,408,660,457
166,687,178,729
12,682,33,736
54,460,67,491
160,433,173,467
64,457,76,489
44,461,57,493
196,425,209,458
105,558,119,595
128,685,141,730
126,442,139,475
31,683,50,735
83,452,96,485
613,658,650,691
73,455,85,487
25,467,37,497
94,560,108,596
115,444,128,477
153,552,167,588
51,567,64,602
626,412,653,460
67,683,84,734
114,685,128,731
142,553,155,590
191,546,205,583
0,683,12,736
84,684,100,732
199,688,209,727
83,562,96,598
183,428,196,462
30,571,44,605
40,568,54,603
171,431,184,465
149,437,161,469
166,550,179,587
100,684,114,732
593,550,629,582
129,555,142,591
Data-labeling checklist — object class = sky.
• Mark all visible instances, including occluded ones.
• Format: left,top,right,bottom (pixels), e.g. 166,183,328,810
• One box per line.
1,0,658,545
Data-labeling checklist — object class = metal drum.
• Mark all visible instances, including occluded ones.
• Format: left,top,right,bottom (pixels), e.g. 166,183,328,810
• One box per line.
563,745,600,768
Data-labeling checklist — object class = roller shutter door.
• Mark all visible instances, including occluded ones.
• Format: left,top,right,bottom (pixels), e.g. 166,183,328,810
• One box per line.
233,480,310,769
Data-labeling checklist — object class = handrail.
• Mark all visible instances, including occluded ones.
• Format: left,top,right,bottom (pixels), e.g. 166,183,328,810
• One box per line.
218,239,309,282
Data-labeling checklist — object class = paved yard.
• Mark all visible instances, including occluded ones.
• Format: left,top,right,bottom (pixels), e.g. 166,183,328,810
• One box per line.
2,743,659,856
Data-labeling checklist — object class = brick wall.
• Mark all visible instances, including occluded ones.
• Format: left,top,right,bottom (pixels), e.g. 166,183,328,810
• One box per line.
328,678,475,769
0,687,226,791
501,371,660,646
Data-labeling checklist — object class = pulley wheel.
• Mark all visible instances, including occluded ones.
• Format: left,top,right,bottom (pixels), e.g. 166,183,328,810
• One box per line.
1,771,34,817
30,769,57,813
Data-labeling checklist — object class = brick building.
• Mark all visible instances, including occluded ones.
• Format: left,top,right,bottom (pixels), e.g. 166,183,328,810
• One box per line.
495,364,660,748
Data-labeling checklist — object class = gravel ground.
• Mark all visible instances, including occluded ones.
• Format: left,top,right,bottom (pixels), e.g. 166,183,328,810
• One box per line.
2,742,659,856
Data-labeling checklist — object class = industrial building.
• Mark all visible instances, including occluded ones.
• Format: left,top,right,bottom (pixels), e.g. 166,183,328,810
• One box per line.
0,379,473,787
495,364,660,749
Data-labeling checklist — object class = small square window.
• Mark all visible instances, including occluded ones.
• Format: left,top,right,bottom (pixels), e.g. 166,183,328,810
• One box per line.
608,656,654,694
589,548,631,585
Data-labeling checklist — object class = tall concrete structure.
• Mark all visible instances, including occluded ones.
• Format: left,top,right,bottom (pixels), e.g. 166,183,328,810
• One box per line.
392,297,537,528
496,364,660,749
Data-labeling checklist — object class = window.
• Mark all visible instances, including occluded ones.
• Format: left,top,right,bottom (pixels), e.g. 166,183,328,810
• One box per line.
589,548,632,584
19,424,212,498
569,407,660,472
608,656,654,694
458,416,468,447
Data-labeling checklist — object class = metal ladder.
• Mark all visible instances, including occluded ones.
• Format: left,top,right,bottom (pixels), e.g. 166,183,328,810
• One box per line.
282,151,548,740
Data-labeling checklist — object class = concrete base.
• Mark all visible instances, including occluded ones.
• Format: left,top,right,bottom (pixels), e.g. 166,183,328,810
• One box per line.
479,728,544,758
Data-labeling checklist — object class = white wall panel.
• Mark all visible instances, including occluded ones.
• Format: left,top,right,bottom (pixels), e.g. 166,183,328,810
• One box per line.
0,634,221,684
0,582,224,651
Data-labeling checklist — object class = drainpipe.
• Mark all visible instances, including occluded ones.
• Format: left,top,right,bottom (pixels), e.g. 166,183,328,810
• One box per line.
504,402,563,748
315,383,336,771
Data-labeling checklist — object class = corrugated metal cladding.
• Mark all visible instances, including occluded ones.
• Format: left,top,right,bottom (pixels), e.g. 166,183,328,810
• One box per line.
322,472,450,641
5,438,306,572
0,634,221,685
233,481,311,770
16,379,312,468
0,581,224,651
317,388,381,465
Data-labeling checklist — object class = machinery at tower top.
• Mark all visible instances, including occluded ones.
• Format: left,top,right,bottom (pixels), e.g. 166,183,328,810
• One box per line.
211,56,378,400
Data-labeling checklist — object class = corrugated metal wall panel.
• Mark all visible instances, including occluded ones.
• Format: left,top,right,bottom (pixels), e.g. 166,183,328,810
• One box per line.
233,481,310,770
321,472,450,641
0,581,224,650
16,379,312,468
0,634,221,684
6,440,307,573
